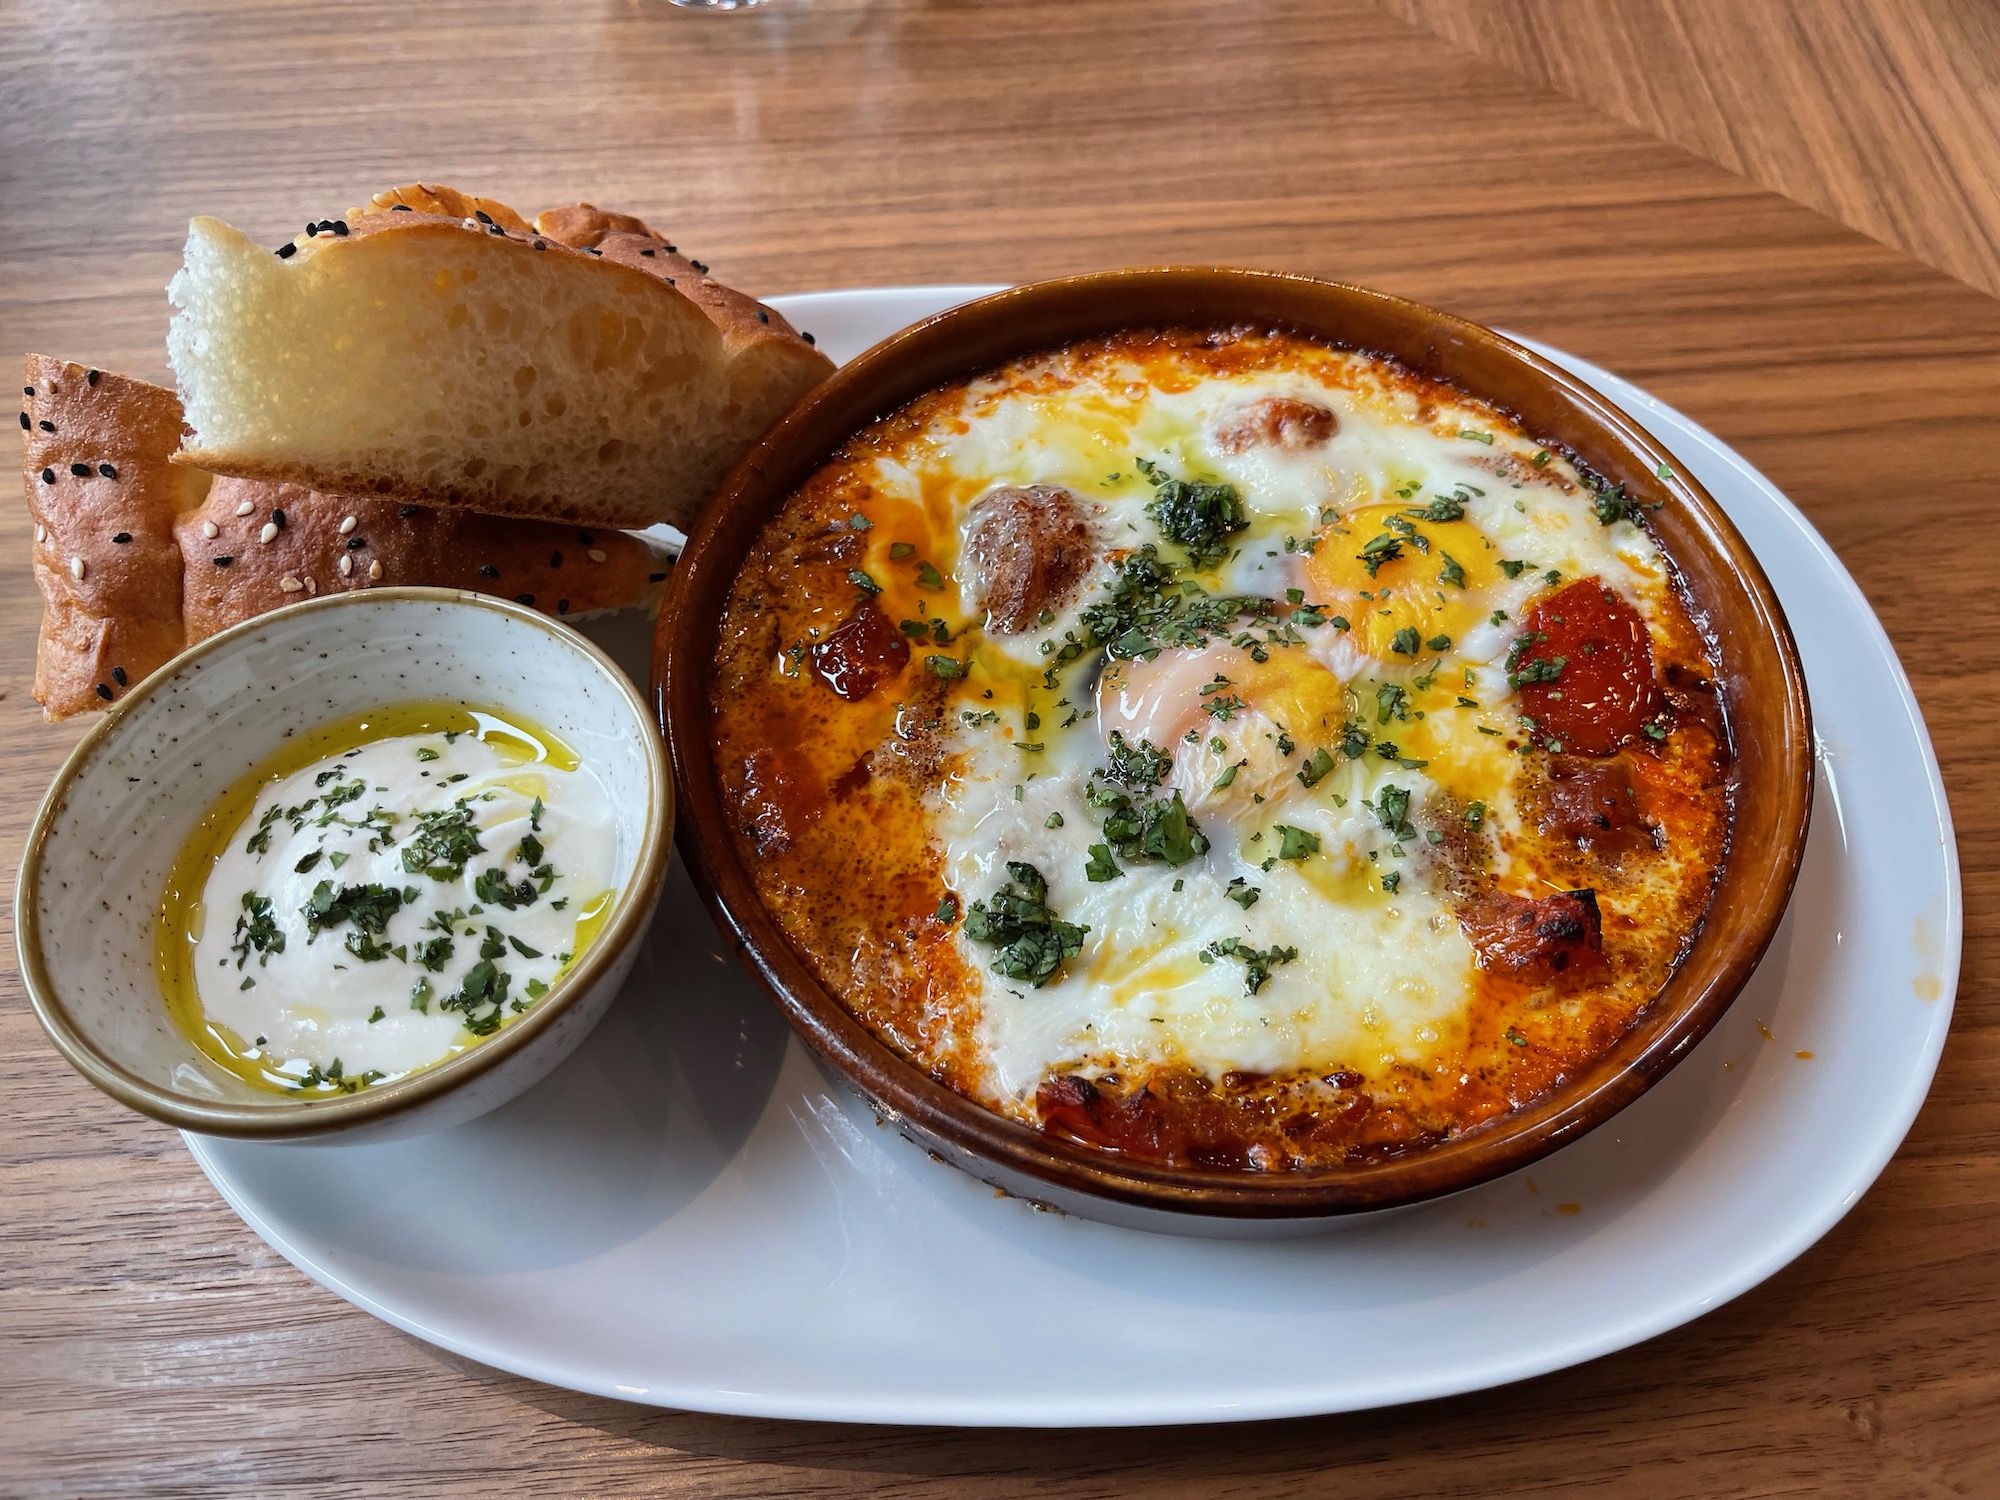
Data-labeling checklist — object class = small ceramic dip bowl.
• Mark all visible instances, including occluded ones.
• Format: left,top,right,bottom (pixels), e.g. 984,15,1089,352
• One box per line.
16,587,672,1142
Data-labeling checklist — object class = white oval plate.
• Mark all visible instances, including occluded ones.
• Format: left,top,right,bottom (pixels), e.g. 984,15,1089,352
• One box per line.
186,287,1961,1427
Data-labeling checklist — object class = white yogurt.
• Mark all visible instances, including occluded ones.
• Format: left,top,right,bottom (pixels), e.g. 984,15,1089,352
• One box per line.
191,729,615,1086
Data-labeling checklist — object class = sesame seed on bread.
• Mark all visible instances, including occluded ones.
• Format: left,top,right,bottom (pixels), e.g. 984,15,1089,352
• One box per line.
176,478,669,642
347,182,533,233
167,186,834,532
21,356,206,719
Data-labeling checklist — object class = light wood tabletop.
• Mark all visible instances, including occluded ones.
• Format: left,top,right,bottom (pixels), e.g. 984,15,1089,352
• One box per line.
2,1,1996,1494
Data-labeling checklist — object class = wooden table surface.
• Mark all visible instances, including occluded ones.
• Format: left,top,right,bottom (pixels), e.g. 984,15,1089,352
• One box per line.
3,2,1996,1494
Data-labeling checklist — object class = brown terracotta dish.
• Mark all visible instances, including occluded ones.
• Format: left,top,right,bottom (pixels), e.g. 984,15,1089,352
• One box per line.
657,269,1812,1220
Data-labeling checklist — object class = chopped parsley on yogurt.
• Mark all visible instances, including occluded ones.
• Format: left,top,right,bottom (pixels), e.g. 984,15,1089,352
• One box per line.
161,705,616,1095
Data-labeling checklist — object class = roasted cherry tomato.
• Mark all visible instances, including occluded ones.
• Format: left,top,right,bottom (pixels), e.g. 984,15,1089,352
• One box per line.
1515,577,1661,754
809,600,909,701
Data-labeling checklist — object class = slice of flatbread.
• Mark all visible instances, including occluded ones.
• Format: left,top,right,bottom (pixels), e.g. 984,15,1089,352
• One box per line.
176,479,669,642
21,356,207,718
166,185,833,531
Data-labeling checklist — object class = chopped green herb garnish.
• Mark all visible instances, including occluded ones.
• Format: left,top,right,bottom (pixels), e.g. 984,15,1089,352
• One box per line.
1103,731,1172,789
1592,480,1660,526
229,892,286,969
1088,780,1209,867
473,867,539,910
1509,655,1566,688
1275,824,1320,861
441,958,510,1035
1202,935,1299,995
245,804,284,856
1357,533,1403,577
963,862,1089,988
1137,456,1247,569
400,801,484,881
1373,784,1415,839
301,880,406,943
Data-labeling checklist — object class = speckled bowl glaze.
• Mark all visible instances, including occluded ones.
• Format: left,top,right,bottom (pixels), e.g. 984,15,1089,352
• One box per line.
16,587,672,1142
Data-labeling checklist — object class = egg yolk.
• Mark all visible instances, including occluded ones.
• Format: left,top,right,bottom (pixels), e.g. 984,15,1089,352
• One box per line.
1099,644,1350,785
1305,501,1500,660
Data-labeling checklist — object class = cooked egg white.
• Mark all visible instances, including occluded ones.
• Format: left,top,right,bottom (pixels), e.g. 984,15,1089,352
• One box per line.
884,342,1671,1109
162,706,616,1094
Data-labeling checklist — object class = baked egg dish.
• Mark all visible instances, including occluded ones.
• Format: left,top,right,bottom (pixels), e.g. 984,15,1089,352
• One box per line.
712,326,1729,1171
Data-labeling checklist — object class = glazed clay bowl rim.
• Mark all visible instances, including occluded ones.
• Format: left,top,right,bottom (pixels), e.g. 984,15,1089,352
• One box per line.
15,585,674,1139
661,268,1814,1218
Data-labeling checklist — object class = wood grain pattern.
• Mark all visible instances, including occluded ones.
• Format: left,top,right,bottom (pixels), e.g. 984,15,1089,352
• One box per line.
1384,0,2000,300
2,1,1996,1495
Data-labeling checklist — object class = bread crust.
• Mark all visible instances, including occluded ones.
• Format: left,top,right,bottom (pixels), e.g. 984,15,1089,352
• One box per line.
346,182,533,234
22,357,206,719
177,478,668,641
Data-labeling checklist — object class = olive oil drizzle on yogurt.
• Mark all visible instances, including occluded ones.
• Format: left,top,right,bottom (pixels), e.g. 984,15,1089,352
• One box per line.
157,703,617,1097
